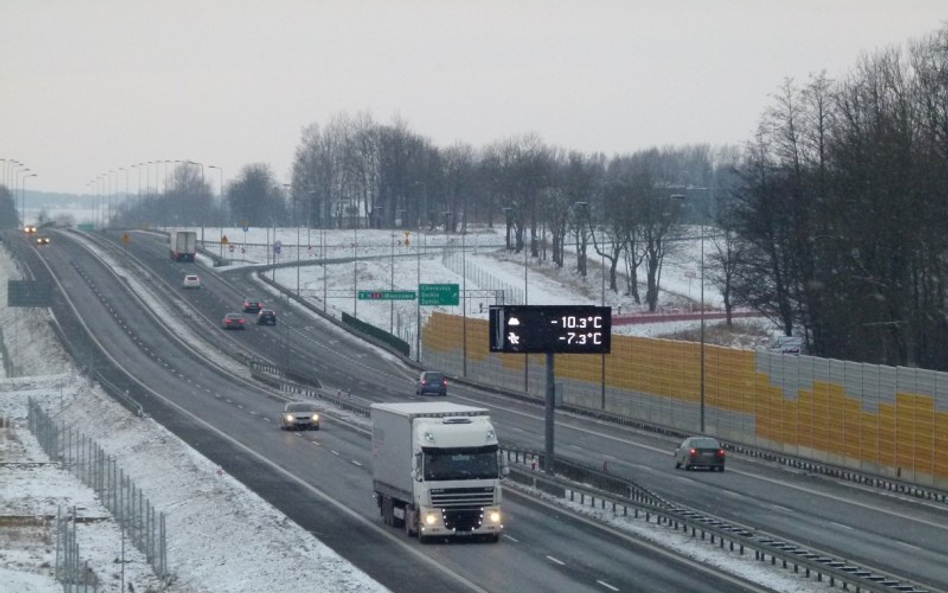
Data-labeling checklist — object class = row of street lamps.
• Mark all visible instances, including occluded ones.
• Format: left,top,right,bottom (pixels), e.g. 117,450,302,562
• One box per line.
1,158,38,225
84,161,223,231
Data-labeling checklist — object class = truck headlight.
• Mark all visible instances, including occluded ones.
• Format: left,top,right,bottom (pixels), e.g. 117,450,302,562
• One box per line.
285,414,293,422
425,513,438,525
489,511,502,523
312,414,319,421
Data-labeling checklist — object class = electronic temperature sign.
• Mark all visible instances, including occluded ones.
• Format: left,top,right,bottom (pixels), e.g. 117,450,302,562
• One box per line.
489,305,611,354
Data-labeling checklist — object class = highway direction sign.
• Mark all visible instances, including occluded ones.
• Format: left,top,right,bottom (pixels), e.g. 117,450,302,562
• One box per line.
358,291,416,301
419,283,459,306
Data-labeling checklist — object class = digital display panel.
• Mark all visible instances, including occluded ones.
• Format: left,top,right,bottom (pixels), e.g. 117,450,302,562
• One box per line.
488,305,612,354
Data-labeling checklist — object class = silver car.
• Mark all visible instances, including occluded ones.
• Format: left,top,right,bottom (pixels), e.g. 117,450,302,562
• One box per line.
674,436,726,471
280,402,320,431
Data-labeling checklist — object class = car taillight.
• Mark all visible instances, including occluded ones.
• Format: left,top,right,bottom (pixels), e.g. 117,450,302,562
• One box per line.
689,448,697,456
718,449,726,457
442,379,448,386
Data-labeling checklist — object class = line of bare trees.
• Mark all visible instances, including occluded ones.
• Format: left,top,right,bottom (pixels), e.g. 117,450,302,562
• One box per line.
105,24,948,370
287,111,738,313
729,26,948,369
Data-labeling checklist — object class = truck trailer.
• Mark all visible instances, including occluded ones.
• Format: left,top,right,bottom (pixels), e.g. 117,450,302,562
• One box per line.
170,231,197,262
371,402,507,543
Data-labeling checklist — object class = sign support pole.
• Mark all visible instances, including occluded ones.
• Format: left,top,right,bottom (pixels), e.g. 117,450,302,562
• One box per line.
544,352,555,474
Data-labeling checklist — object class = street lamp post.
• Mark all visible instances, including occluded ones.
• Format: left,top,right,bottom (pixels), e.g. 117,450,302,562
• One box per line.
189,161,205,245
22,173,37,222
15,167,31,223
322,226,327,311
86,181,94,225
208,165,224,257
353,221,358,317
119,167,129,223
390,226,395,333
416,224,422,361
108,170,116,226
699,225,706,433
461,212,467,377
673,194,706,433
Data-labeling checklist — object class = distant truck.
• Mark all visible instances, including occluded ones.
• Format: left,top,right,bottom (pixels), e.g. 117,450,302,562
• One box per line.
371,402,506,543
170,231,197,262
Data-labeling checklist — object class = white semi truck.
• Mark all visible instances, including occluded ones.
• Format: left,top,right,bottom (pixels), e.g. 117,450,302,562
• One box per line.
170,230,197,262
371,402,507,543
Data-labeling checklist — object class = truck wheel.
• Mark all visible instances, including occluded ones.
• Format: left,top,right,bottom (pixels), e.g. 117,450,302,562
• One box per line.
403,507,415,536
486,534,501,543
380,496,393,526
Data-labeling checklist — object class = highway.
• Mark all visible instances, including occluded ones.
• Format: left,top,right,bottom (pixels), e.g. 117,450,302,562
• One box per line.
125,229,947,592
12,228,777,593
84,229,948,592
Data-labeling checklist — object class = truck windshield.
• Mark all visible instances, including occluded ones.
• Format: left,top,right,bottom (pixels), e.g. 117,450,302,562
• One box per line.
422,445,498,481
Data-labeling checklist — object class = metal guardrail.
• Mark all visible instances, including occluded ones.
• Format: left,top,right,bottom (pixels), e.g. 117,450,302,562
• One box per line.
500,447,938,593
236,352,944,593
544,399,948,507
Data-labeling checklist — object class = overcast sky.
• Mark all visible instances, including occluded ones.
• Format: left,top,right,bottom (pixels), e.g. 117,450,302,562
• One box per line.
2,1,946,195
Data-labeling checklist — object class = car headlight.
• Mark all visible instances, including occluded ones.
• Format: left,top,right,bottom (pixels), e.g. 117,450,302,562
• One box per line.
312,414,319,421
489,511,502,523
285,414,293,422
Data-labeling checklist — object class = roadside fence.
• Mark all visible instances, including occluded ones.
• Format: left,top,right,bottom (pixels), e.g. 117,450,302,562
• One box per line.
28,398,169,579
442,250,522,305
55,505,99,593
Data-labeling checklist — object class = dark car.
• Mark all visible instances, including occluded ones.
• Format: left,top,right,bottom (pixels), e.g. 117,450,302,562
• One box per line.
257,309,277,325
222,312,247,330
674,436,726,471
242,297,263,313
35,236,50,245
281,402,320,430
416,371,448,396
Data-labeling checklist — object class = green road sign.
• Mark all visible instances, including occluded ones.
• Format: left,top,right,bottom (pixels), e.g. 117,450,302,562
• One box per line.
419,283,460,306
358,290,416,301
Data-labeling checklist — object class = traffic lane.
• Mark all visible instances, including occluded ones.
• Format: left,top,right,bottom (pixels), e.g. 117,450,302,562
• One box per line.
46,236,481,593
211,398,754,593
92,231,944,584
121,231,418,397
41,236,287,425
50,235,238,380
499,489,761,593
655,467,948,589
448,389,948,588
110,371,472,593
121,364,641,593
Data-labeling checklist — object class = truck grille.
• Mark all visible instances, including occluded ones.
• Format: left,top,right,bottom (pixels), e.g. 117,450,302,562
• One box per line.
442,509,484,532
429,486,495,507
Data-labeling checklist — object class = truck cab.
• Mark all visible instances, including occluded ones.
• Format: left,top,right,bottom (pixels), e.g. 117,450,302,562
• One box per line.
371,402,507,543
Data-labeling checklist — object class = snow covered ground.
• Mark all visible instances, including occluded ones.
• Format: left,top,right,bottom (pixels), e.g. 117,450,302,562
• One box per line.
0,226,814,593
0,242,392,593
